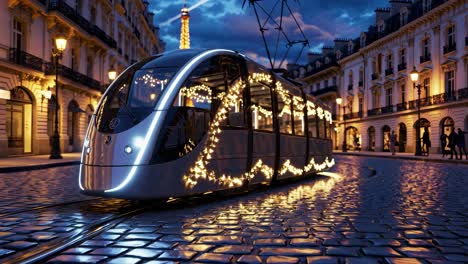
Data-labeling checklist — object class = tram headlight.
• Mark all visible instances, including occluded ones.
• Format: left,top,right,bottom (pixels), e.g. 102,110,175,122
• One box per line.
124,145,133,154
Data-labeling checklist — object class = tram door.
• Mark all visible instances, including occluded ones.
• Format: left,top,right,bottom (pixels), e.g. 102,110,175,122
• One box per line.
249,68,276,185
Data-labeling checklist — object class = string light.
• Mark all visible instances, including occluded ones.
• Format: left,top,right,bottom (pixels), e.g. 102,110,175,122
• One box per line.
182,73,335,189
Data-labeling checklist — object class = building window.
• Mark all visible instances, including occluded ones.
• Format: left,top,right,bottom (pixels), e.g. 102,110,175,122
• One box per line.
447,25,455,47
386,88,393,106
423,38,430,57
400,9,408,25
423,0,432,13
332,76,337,86
445,70,455,97
372,91,380,108
12,17,24,51
87,56,93,77
400,84,405,103
324,79,329,88
400,49,406,64
387,54,393,69
90,6,96,25
316,83,320,91
423,77,430,98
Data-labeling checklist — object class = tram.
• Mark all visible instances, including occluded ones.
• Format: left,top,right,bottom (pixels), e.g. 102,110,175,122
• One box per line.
79,49,335,199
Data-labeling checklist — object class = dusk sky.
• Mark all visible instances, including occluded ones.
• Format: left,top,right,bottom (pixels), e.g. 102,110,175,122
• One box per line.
149,0,389,66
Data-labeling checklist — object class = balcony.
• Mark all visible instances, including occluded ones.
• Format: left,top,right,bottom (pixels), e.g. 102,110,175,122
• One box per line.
348,85,353,91
458,87,468,100
368,108,381,117
381,105,394,114
8,48,44,72
432,92,457,105
371,73,379,80
420,53,431,63
443,42,456,54
48,0,116,48
344,112,363,120
385,68,394,76
397,63,406,71
396,102,407,112
44,63,101,91
311,85,337,97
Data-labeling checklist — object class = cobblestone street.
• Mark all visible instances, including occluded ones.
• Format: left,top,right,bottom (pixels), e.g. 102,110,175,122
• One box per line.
0,156,467,263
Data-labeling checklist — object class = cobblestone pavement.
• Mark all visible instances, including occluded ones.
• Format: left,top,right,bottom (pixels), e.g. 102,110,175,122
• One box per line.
1,156,468,263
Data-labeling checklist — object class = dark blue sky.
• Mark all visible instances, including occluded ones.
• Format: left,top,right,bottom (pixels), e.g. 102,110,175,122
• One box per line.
149,0,389,66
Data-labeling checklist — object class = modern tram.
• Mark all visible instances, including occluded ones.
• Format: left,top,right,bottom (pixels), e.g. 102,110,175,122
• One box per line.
80,49,335,199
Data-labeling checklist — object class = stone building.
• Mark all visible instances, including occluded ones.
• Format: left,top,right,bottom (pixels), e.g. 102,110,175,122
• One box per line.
292,0,467,154
0,0,164,157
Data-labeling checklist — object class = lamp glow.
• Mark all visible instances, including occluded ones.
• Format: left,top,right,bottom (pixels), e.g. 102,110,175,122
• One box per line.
108,68,117,81
124,145,133,154
410,66,419,82
55,35,67,52
336,97,343,105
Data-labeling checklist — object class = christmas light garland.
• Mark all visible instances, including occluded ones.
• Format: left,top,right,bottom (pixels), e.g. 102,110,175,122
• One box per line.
183,73,335,189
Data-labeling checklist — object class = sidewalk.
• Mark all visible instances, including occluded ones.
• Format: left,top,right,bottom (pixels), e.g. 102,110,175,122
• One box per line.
0,153,81,173
334,150,468,165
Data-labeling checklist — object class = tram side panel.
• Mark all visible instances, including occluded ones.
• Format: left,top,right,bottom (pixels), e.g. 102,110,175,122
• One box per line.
278,135,307,180
250,131,276,185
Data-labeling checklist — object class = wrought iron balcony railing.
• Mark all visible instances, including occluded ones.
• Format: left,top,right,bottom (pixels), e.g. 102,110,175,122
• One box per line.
396,102,407,112
443,42,456,54
8,48,44,72
371,73,379,80
385,68,394,76
397,63,406,71
367,108,381,117
420,53,431,63
44,62,101,91
311,85,337,97
381,105,394,114
48,0,116,48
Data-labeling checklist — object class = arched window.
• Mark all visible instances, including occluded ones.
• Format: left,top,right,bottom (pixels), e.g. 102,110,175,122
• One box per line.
440,117,454,137
6,86,33,153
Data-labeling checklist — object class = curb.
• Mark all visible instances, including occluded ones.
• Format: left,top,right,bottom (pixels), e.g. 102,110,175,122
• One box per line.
334,152,468,165
0,161,80,173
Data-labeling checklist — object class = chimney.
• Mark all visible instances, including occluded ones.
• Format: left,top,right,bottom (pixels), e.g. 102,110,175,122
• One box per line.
389,0,412,16
307,52,321,64
375,7,391,24
322,46,334,55
334,39,350,52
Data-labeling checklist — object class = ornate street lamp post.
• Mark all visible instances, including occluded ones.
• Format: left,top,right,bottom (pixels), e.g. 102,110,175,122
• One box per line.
50,35,67,159
336,97,347,152
410,66,422,156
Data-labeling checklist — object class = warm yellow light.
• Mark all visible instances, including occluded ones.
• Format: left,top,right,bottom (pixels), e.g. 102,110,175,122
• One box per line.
410,66,419,82
108,68,117,81
55,35,67,52
336,97,343,105
42,90,52,100
150,93,156,100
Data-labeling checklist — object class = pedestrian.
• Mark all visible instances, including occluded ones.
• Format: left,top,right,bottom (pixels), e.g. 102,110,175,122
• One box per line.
456,128,467,160
422,127,431,156
440,133,447,157
448,129,458,160
389,130,397,155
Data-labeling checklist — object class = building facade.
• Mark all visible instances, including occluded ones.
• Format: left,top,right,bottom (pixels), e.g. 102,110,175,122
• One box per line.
292,0,467,154
0,0,164,157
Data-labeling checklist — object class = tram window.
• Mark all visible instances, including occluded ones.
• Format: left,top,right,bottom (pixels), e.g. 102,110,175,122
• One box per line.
293,98,305,136
318,116,325,138
277,92,293,134
250,84,273,132
308,113,317,138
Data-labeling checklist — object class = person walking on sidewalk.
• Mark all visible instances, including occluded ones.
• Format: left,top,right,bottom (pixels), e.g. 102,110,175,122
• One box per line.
456,128,467,160
422,127,431,156
389,130,397,155
440,133,447,157
448,129,458,160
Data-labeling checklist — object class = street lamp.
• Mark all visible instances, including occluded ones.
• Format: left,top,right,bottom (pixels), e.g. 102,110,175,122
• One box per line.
336,97,347,152
50,35,67,159
108,67,117,81
410,66,423,156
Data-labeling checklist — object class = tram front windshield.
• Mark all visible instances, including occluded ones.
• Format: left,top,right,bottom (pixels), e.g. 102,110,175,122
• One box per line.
95,50,204,134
